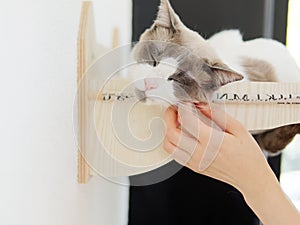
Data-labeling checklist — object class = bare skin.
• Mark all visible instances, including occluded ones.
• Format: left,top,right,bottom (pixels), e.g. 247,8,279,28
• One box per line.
163,104,300,225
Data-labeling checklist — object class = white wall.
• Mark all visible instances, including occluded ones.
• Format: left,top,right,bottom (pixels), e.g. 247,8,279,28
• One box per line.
0,1,131,225
93,0,132,47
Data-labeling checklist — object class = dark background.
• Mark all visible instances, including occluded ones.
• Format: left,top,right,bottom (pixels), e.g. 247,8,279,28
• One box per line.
129,1,289,225
132,0,288,43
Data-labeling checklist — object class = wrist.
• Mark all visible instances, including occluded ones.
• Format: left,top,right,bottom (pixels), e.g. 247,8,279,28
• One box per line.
241,162,279,202
240,166,300,225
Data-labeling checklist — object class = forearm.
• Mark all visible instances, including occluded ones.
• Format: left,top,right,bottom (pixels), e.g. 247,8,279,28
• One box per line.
242,166,300,225
164,105,300,225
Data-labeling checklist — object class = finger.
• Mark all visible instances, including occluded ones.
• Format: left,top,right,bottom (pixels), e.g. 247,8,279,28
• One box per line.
163,140,191,166
163,139,175,154
167,130,200,155
198,129,226,171
164,133,225,173
164,105,200,154
197,103,245,135
164,105,180,130
177,103,212,142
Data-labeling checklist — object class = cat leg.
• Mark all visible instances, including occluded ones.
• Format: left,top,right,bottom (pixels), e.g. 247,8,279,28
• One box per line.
254,124,300,154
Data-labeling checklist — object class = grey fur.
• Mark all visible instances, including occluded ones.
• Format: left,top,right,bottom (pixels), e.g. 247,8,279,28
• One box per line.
131,0,300,154
131,0,243,102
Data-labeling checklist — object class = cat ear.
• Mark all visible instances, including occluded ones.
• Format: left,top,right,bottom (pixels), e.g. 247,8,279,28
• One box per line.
209,64,244,86
155,0,179,31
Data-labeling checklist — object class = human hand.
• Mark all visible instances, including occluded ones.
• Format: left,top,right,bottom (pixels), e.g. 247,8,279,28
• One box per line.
163,103,300,225
163,103,271,194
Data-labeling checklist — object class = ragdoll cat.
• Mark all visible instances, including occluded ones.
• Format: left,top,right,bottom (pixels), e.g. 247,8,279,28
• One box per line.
131,0,300,154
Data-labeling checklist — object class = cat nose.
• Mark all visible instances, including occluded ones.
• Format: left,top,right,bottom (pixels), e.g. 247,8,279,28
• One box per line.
144,78,159,91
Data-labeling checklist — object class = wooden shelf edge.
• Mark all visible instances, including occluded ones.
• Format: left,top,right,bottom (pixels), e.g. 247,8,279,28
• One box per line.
77,1,93,184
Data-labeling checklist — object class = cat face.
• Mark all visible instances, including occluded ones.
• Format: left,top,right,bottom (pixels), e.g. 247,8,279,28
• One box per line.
168,57,244,102
132,0,243,102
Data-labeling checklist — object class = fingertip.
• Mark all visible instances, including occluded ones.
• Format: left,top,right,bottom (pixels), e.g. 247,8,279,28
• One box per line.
196,103,213,119
165,105,177,116
200,103,245,135
198,105,211,115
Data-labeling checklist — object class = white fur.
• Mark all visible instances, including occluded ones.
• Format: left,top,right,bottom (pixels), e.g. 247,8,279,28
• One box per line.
208,30,300,82
133,30,300,104
130,58,178,104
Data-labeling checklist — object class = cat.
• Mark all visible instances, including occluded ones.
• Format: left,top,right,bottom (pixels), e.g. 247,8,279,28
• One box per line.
131,0,300,154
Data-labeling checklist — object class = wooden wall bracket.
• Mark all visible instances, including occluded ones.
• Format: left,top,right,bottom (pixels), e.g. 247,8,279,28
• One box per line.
77,1,94,184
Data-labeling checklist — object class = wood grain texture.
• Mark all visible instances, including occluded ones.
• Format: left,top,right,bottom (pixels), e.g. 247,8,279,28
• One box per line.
214,82,300,132
86,78,300,177
89,80,300,132
77,1,93,184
